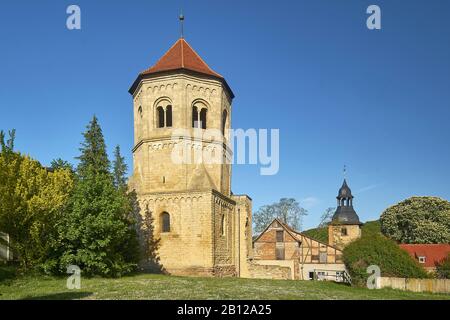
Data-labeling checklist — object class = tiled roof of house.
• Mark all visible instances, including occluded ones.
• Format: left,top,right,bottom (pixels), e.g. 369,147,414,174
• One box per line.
399,244,450,268
141,38,223,78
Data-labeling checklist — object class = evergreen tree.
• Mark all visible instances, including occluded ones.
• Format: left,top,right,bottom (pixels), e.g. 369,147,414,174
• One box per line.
51,158,74,172
55,116,139,276
113,145,128,189
76,115,110,177
0,129,15,153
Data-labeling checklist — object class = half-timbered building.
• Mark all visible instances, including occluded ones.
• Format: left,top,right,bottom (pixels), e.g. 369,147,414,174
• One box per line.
252,218,348,281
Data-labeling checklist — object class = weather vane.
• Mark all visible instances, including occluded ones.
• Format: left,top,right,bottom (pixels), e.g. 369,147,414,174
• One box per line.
343,165,347,178
179,10,185,38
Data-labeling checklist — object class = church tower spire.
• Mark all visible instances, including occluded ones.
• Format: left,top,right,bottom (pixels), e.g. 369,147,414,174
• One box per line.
179,10,185,39
328,179,362,249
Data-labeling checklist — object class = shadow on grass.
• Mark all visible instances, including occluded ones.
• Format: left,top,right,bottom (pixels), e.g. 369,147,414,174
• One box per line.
20,291,93,300
0,265,17,284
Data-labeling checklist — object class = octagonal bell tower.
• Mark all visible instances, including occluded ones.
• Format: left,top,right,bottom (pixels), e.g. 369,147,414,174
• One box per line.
127,37,251,277
129,38,234,197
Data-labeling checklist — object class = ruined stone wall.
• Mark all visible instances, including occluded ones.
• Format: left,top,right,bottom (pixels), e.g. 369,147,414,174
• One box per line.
247,260,293,280
232,195,253,277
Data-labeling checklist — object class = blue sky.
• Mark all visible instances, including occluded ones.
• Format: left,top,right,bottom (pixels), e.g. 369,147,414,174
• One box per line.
1,1,450,230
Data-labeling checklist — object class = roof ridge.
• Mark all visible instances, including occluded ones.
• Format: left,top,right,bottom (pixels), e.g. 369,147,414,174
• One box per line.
182,38,222,77
141,39,182,74
181,38,184,68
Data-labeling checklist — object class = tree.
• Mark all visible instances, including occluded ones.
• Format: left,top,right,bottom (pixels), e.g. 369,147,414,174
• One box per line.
113,145,127,189
318,207,336,228
436,254,450,279
54,117,139,276
0,129,15,153
343,232,429,287
56,171,137,276
0,130,73,270
51,158,74,172
253,204,278,234
380,196,450,244
253,198,308,234
76,115,110,177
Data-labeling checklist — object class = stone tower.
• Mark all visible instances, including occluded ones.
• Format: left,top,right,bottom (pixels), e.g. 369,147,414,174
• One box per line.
328,179,362,250
128,38,252,277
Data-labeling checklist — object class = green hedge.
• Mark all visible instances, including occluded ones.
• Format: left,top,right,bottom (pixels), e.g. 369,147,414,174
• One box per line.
343,231,429,287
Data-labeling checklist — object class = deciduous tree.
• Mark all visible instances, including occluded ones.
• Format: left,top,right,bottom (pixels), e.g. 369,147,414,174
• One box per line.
0,130,73,270
380,196,450,244
253,198,308,234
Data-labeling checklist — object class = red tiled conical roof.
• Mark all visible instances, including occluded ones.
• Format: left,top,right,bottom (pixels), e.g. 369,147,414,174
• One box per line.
141,38,223,78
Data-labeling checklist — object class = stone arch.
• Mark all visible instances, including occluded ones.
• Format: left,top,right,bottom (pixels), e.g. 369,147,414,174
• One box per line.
221,109,227,135
154,97,173,128
161,211,170,233
192,99,209,129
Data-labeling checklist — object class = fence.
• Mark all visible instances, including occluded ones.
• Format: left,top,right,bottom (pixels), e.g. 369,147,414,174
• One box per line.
379,277,450,294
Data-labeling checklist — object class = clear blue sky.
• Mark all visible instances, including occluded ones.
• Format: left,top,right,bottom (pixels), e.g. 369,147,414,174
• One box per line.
1,1,450,230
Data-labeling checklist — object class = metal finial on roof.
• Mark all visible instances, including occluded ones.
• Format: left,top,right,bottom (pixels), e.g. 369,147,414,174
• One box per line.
179,10,185,39
343,165,347,178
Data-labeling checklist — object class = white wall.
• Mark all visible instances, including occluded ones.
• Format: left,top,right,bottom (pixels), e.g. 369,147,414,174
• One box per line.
0,232,11,261
299,263,347,281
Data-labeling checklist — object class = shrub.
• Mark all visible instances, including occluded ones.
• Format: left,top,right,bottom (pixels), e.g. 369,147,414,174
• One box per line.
436,254,450,279
361,220,381,236
343,232,429,287
380,196,450,244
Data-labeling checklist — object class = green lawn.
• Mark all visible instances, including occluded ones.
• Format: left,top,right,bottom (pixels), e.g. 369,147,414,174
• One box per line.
0,267,449,300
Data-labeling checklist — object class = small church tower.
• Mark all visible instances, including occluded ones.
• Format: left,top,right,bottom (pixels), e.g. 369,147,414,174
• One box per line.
328,179,362,249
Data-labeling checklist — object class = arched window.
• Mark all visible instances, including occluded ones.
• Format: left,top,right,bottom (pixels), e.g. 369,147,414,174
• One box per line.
138,106,143,119
157,106,165,128
221,110,227,135
199,108,207,129
221,215,226,236
341,227,347,236
162,212,170,233
192,106,199,128
166,105,172,127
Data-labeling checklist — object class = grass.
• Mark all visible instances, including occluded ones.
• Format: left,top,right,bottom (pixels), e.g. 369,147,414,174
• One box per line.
0,267,448,300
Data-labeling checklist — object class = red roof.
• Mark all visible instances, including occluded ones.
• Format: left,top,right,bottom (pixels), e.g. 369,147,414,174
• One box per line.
141,38,223,78
399,244,450,268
